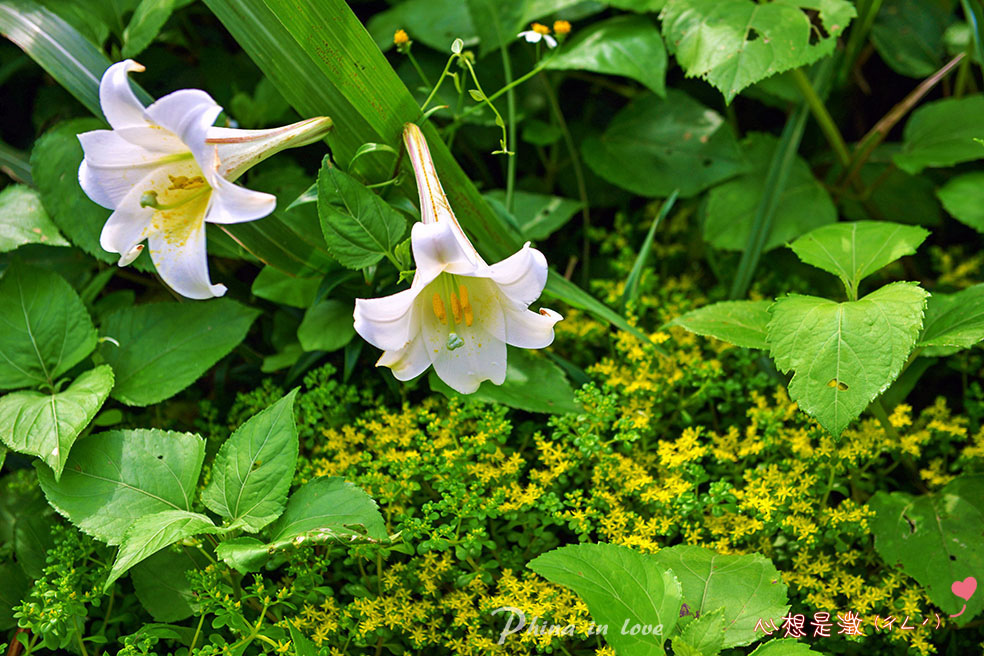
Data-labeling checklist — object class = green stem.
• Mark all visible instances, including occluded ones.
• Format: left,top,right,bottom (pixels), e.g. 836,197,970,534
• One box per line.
870,399,899,441
405,49,431,88
72,617,89,656
790,67,851,168
453,64,545,123
189,613,206,652
499,44,517,210
420,57,457,112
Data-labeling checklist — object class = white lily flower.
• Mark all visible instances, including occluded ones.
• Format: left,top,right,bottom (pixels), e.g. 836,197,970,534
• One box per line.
354,123,562,394
518,23,557,48
78,60,332,299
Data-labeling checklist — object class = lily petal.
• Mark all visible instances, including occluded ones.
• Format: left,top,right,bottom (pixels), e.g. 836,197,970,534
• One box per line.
355,287,421,352
146,195,226,300
99,200,153,264
100,60,148,130
205,176,276,224
376,334,431,381
501,306,562,349
421,298,507,394
410,217,486,279
487,242,549,306
208,116,333,181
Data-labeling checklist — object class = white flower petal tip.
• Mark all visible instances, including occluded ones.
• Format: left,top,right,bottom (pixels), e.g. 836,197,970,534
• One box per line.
354,125,562,394
78,60,329,300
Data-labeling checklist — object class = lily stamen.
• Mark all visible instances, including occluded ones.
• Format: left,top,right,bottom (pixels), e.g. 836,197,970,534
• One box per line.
432,293,447,325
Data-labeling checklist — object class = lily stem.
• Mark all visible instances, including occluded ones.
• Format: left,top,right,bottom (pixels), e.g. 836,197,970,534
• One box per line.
499,43,517,211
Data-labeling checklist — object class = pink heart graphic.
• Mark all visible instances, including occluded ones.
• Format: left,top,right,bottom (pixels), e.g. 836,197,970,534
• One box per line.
952,577,977,601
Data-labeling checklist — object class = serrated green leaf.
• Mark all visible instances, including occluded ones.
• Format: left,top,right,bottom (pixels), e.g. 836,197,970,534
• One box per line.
202,390,298,532
788,221,929,295
918,284,984,354
582,89,744,198
544,15,667,96
38,428,205,544
0,561,29,630
870,0,951,78
98,299,259,406
671,607,727,656
937,170,984,233
217,477,388,573
0,263,97,390
106,509,217,590
484,190,582,241
0,185,69,252
894,95,984,174
705,132,836,252
297,299,356,352
749,639,827,655
131,547,207,622
0,365,113,478
768,282,929,436
528,542,681,655
660,0,855,103
869,475,984,626
121,0,176,58
670,300,773,349
652,545,789,649
317,160,407,270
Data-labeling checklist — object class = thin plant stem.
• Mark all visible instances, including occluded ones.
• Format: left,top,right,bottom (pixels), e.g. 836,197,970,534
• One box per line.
404,49,431,88
188,613,206,652
790,67,851,167
499,44,517,210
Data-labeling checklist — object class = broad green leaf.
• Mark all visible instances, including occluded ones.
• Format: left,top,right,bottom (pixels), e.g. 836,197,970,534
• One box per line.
251,266,320,309
203,0,643,337
0,365,114,478
670,300,773,350
0,263,97,390
106,509,217,589
671,608,726,656
429,347,580,414
131,547,207,622
485,190,582,241
704,132,836,252
0,562,29,630
465,0,525,56
869,475,984,625
918,284,984,354
937,170,984,233
367,0,476,53
297,299,357,352
37,428,205,544
652,545,789,648
544,15,667,96
841,154,942,227
0,185,69,252
121,0,176,58
31,119,148,270
98,299,259,406
894,95,984,174
607,0,667,11
749,639,827,656
870,0,952,77
788,221,929,295
768,282,929,436
216,477,388,573
582,89,744,198
317,160,407,270
660,0,856,103
528,543,682,655
202,390,299,532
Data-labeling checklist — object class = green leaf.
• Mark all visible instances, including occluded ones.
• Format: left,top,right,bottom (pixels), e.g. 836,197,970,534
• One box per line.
465,0,525,56
937,170,984,233
121,0,176,58
0,365,114,478
251,266,321,309
528,543,682,655
606,0,666,10
0,263,97,390
788,221,929,295
670,300,773,350
98,299,259,406
582,89,744,198
704,132,836,252
317,160,407,270
768,282,929,436
216,477,388,573
485,190,582,241
202,390,299,532
869,475,984,625
544,15,667,96
0,561,29,631
367,0,476,53
651,545,789,648
297,299,357,352
894,95,984,174
429,348,580,414
131,547,206,622
37,428,205,544
749,639,827,656
0,185,69,252
918,284,984,354
671,608,726,656
660,0,856,103
107,509,216,590
870,0,951,78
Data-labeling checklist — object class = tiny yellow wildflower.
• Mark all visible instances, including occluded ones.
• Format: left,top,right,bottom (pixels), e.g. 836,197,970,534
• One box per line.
554,20,572,34
394,29,410,46
531,22,550,35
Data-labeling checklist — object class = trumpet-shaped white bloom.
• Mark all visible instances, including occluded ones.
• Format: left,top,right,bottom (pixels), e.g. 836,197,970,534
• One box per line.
78,60,331,299
354,123,562,394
